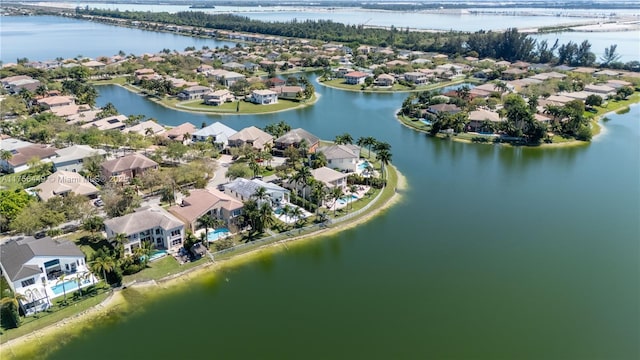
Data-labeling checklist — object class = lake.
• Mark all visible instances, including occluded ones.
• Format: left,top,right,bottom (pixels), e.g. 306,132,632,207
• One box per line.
3,15,640,360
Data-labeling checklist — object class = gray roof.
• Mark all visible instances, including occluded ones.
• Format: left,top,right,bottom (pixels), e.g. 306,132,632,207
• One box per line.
53,145,106,164
0,138,33,152
317,144,360,160
104,206,184,236
224,178,288,199
192,122,237,138
0,236,84,281
275,128,320,146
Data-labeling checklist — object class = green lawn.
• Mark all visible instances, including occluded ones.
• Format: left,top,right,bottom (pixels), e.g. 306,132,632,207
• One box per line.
322,78,475,93
66,231,111,259
122,256,208,284
0,291,110,343
90,77,127,86
176,97,314,114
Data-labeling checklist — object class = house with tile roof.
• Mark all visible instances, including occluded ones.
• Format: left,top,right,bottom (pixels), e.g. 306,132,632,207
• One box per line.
192,122,237,147
227,126,274,151
168,189,243,232
35,170,99,201
101,153,158,183
104,206,185,254
317,144,361,173
52,145,106,173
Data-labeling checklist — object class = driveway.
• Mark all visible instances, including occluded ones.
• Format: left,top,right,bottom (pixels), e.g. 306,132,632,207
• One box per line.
207,154,234,190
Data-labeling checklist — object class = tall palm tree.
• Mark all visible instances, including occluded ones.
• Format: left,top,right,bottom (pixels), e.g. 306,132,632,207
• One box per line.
257,202,274,233
281,204,293,225
74,272,92,297
0,150,13,163
290,207,304,228
252,186,270,205
112,233,128,260
334,133,353,145
330,187,343,216
292,166,313,202
91,255,116,285
197,215,216,248
311,181,327,216
298,138,309,159
56,274,69,303
248,158,260,178
349,185,359,210
375,149,392,182
357,136,377,159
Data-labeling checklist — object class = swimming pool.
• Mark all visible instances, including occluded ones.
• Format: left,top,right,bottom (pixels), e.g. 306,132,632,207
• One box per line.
207,228,230,242
149,250,168,261
357,161,371,171
420,119,432,126
337,195,358,205
50,278,89,296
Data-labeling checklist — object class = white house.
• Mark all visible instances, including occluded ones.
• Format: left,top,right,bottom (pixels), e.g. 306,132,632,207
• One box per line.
177,85,211,100
103,206,185,254
203,89,235,106
0,138,58,173
317,144,361,173
311,167,348,191
250,89,278,105
344,71,368,85
52,145,106,173
191,122,237,147
223,178,290,206
0,236,93,315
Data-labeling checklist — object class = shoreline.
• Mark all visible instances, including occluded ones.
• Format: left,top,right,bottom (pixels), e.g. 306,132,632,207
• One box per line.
94,82,320,116
392,105,633,149
316,77,472,94
0,166,406,358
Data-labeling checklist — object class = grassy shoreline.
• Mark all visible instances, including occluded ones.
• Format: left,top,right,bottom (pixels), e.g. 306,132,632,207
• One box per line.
395,95,640,148
0,165,405,359
317,77,477,93
91,79,319,116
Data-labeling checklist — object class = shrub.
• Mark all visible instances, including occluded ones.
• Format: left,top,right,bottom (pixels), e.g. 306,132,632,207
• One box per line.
575,124,593,141
214,238,234,251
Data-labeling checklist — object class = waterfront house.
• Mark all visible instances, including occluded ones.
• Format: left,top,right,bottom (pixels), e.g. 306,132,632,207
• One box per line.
223,178,290,206
53,145,106,173
80,115,127,131
311,167,349,191
250,89,278,105
274,128,320,156
584,84,617,96
36,96,75,109
271,85,304,100
374,74,395,86
317,144,361,173
101,153,158,183
467,109,503,132
227,126,274,151
192,122,237,147
35,170,99,201
177,85,211,100
344,71,368,85
427,104,462,116
104,206,185,254
203,89,235,106
163,122,196,144
0,236,90,315
168,189,243,232
404,72,429,85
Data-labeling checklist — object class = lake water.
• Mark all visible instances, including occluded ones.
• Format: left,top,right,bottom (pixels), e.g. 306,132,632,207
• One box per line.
531,31,640,63
3,15,640,360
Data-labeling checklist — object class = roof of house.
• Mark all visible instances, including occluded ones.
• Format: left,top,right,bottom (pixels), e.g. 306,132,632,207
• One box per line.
228,126,273,147
104,206,184,236
275,128,319,146
168,189,242,224
468,109,502,122
101,153,158,174
192,122,237,138
182,85,211,93
35,170,99,201
0,236,84,281
0,138,33,152
427,103,461,114
376,74,395,80
252,89,278,96
37,96,74,107
81,115,127,131
311,167,348,186
223,178,288,200
124,120,166,136
53,145,105,165
344,71,368,78
7,144,58,167
164,122,197,141
317,144,360,160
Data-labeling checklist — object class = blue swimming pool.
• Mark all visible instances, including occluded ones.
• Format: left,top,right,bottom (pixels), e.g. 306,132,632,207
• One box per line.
420,119,432,126
50,279,84,296
337,195,358,205
207,228,230,241
149,250,168,261
357,161,371,171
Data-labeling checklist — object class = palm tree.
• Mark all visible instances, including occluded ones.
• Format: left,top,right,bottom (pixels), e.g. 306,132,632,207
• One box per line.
311,181,327,215
197,215,217,248
112,233,127,260
252,186,270,205
292,166,313,202
298,138,309,159
248,158,260,178
281,204,293,225
290,207,304,228
334,133,353,145
56,274,69,303
376,149,392,182
35,84,48,98
357,137,374,158
349,185,359,210
0,150,13,163
257,202,274,233
91,255,116,285
74,272,92,297
330,187,343,216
